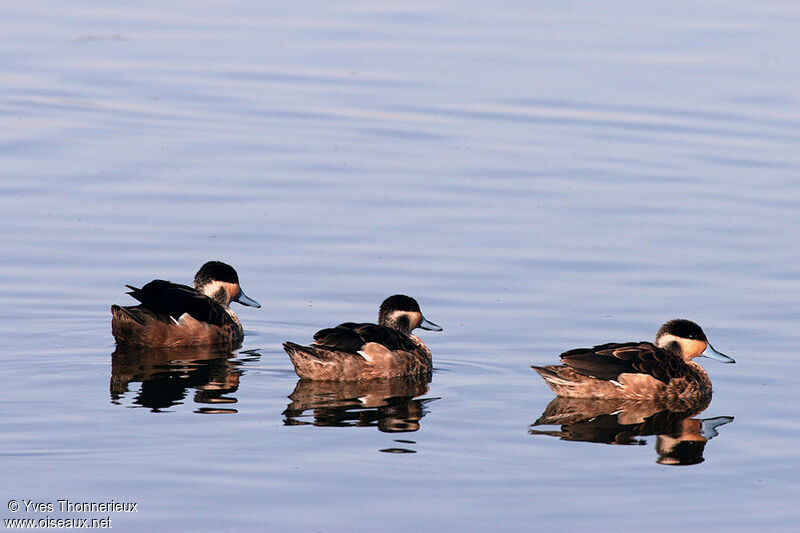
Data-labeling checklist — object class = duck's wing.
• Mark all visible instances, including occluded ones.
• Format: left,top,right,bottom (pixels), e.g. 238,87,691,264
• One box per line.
560,342,691,384
351,323,420,352
313,322,419,353
312,324,367,353
125,280,229,326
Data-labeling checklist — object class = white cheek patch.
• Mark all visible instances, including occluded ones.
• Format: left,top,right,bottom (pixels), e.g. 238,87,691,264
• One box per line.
199,280,239,304
200,280,225,298
659,334,707,358
386,310,421,329
657,334,681,348
683,339,708,358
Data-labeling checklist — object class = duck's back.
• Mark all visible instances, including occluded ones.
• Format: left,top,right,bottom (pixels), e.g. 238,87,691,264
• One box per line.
126,280,233,325
560,341,693,384
313,322,421,353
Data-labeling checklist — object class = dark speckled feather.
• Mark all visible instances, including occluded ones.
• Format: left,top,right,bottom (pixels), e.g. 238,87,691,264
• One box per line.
313,323,421,354
311,326,366,353
560,342,692,385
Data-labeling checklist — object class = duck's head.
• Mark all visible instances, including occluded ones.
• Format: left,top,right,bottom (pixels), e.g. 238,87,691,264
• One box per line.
193,261,261,309
378,294,442,335
655,319,734,363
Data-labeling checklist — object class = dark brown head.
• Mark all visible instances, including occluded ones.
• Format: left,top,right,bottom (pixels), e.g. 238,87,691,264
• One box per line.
655,319,734,363
378,295,442,335
193,261,261,309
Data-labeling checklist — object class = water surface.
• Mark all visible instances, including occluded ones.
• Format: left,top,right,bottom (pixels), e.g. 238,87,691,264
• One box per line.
2,2,800,531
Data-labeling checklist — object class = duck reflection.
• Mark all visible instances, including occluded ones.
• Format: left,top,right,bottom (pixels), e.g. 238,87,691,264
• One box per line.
529,396,733,465
283,375,437,437
111,344,259,413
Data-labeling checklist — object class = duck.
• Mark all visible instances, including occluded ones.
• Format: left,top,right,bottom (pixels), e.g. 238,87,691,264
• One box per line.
531,319,735,401
283,294,442,381
111,261,261,348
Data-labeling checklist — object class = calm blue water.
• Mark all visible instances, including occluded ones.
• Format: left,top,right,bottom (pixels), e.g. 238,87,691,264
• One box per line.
2,2,800,531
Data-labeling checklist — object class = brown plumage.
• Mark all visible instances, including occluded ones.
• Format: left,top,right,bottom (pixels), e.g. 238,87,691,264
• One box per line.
532,319,735,400
283,295,442,381
111,261,261,348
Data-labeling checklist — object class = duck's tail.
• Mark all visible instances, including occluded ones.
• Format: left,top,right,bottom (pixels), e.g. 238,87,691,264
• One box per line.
111,304,147,344
531,364,586,395
282,341,317,358
283,342,324,379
